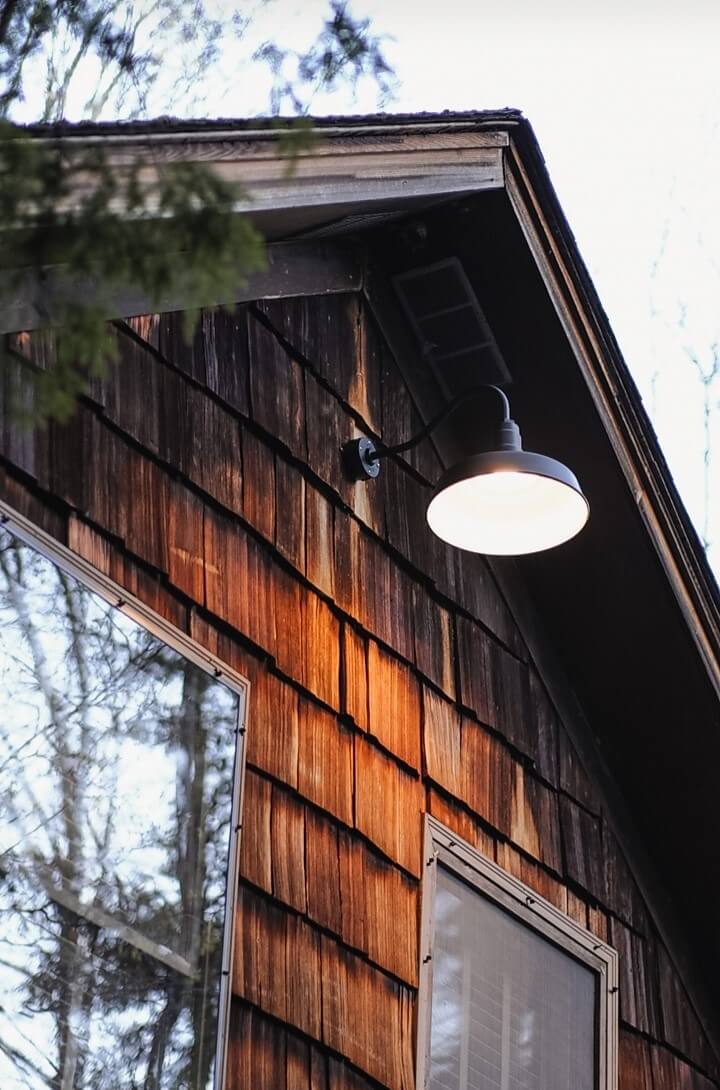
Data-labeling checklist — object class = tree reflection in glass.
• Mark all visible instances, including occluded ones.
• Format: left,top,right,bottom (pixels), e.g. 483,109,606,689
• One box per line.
0,527,241,1090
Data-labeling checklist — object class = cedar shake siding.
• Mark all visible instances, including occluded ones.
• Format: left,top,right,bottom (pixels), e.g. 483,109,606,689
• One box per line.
2,293,718,1089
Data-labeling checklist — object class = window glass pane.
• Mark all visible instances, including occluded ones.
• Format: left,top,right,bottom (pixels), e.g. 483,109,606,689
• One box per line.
0,528,241,1090
429,866,596,1090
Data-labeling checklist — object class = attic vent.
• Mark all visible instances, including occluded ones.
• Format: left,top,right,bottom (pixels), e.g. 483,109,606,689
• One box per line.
393,258,511,390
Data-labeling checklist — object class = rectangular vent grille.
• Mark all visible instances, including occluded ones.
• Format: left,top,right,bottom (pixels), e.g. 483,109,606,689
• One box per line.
393,259,511,390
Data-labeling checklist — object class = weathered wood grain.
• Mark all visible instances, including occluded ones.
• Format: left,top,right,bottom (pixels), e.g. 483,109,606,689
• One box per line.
240,428,276,543
656,940,716,1076
306,483,335,598
0,466,66,543
204,506,277,653
203,304,251,415
158,309,206,384
495,841,568,913
367,640,421,769
559,794,605,904
412,586,455,699
558,728,600,813
354,735,423,878
510,765,562,874
619,1029,653,1090
166,481,206,603
650,1044,717,1090
426,788,496,861
320,935,414,1090
275,455,306,572
228,1002,288,1090
298,699,354,824
341,623,368,731
338,831,419,987
271,784,308,914
239,770,273,895
233,888,414,1090
305,807,342,934
245,666,299,789
249,313,307,458
234,886,322,1040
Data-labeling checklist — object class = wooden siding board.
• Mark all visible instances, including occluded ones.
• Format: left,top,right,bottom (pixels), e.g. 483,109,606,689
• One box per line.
285,911,323,1039
158,310,206,384
657,941,716,1076
241,427,276,543
228,1003,288,1090
559,794,606,904
341,623,368,731
306,483,336,598
619,1030,654,1090
379,336,442,485
271,784,308,914
423,687,462,798
298,700,354,825
426,788,496,861
327,1057,379,1090
166,482,206,602
354,735,423,878
234,887,322,1041
456,614,496,725
108,324,162,454
650,1045,717,1090
0,467,66,543
320,936,414,1090
527,669,560,787
306,807,343,935
510,765,562,874
454,552,527,658
366,640,421,770
203,304,251,415
495,841,568,913
249,314,307,458
276,455,306,572
413,585,455,699
286,1033,312,1090
558,728,601,814
338,831,419,988
305,591,341,711
245,667,300,789
239,770,273,895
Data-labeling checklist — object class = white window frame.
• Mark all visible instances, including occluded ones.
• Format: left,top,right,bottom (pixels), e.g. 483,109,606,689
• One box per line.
417,815,618,1090
0,497,250,1090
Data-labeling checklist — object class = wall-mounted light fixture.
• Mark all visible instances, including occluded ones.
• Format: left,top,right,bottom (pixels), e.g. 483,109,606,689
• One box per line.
343,385,589,556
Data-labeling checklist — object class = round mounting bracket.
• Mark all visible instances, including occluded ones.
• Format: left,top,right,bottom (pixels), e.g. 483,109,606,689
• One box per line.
343,437,380,480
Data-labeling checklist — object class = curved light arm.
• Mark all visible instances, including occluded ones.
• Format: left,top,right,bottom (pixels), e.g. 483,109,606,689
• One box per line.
373,384,510,460
343,384,516,481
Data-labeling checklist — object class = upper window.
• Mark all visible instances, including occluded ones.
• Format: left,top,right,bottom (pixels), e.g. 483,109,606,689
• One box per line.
0,515,247,1090
418,817,618,1090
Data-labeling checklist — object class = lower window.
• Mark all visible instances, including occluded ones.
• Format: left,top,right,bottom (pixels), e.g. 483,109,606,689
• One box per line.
0,513,247,1090
418,817,618,1090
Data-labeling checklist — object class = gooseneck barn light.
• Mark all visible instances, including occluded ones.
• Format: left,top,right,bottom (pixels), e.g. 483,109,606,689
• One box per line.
343,385,589,556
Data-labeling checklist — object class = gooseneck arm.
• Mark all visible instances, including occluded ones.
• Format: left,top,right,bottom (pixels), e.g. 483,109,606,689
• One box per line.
344,384,517,481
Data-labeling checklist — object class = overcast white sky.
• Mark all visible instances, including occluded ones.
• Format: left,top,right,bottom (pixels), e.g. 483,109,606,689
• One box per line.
18,0,720,568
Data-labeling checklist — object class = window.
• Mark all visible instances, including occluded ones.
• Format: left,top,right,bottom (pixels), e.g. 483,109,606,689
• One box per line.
418,817,618,1090
0,508,248,1090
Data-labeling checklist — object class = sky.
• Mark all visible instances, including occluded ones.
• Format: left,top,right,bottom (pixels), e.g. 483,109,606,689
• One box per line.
14,0,720,568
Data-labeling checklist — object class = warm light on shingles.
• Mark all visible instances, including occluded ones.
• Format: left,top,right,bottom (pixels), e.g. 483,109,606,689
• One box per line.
426,469,589,555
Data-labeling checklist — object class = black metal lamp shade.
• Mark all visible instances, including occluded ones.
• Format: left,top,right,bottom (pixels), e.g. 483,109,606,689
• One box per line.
426,448,589,555
343,385,590,557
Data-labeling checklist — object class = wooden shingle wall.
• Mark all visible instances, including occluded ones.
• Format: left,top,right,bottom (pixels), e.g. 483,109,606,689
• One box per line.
2,293,719,1090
